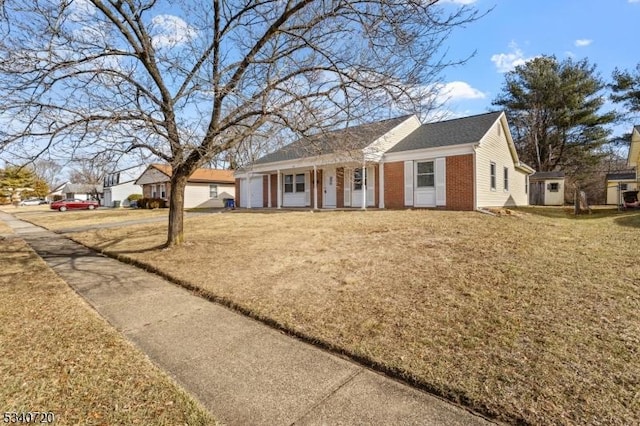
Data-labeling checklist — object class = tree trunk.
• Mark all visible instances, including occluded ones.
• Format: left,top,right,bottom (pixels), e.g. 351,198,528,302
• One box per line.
166,173,189,247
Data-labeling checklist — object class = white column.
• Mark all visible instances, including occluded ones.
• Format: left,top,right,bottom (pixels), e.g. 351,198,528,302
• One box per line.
277,170,282,209
313,165,318,210
246,173,252,209
379,161,385,209
361,160,367,210
267,173,272,208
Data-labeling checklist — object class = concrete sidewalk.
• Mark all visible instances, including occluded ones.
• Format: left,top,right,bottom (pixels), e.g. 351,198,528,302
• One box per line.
1,212,494,426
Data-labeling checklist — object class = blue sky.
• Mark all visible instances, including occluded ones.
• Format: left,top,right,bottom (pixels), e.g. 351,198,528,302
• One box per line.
438,0,639,137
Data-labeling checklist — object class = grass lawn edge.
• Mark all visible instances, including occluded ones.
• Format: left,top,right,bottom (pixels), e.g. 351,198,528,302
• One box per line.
64,233,512,425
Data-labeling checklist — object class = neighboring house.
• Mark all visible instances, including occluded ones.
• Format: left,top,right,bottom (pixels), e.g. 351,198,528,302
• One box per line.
529,171,565,206
234,111,534,210
46,181,69,202
628,125,640,184
134,164,235,208
103,165,146,207
60,183,102,202
605,171,637,205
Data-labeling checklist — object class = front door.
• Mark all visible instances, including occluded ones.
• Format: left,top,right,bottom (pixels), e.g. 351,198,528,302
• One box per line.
323,167,336,208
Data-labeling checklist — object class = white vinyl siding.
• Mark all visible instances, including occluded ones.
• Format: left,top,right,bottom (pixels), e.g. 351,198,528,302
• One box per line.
606,180,638,205
187,182,236,208
404,160,413,206
282,172,308,207
475,119,529,208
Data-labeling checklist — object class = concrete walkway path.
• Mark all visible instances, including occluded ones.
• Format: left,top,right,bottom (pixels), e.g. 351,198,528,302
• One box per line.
1,211,494,426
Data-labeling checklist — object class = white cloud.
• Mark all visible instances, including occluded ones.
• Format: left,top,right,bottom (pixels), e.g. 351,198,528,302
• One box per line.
574,39,592,47
629,0,640,3
490,42,535,73
437,81,486,102
151,15,197,48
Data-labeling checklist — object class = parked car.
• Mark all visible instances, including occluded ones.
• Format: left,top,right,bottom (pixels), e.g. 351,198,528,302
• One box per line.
19,198,45,206
50,199,99,212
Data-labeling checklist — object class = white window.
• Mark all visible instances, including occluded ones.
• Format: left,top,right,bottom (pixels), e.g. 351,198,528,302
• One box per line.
354,168,367,190
503,167,509,191
284,174,305,193
151,184,157,198
490,162,496,190
295,173,305,192
416,161,434,188
209,184,218,199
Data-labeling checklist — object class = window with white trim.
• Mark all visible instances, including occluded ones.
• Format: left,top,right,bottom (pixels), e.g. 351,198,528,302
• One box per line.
209,184,218,199
151,184,157,198
490,162,496,190
416,161,434,187
295,173,305,192
160,183,166,198
503,167,509,191
353,168,367,190
284,174,305,193
549,182,559,192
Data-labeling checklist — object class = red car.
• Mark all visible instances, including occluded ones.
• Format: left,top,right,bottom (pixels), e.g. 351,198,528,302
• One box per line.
50,199,99,212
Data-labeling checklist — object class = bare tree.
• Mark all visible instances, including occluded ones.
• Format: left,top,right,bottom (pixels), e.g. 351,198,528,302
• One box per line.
0,0,481,247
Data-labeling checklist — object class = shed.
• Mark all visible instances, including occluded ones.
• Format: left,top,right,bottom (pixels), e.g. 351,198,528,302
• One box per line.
529,171,565,206
605,171,637,205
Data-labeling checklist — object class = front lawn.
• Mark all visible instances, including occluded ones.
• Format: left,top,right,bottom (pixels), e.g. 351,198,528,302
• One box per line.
29,208,640,425
0,238,216,425
6,207,167,231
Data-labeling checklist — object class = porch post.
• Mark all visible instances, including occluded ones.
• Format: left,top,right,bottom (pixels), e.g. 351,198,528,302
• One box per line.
313,165,318,210
379,161,385,208
247,172,252,209
362,160,367,210
267,173,272,208
277,170,282,209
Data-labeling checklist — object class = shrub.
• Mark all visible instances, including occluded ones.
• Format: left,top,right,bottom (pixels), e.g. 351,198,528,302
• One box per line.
137,197,166,209
127,193,143,202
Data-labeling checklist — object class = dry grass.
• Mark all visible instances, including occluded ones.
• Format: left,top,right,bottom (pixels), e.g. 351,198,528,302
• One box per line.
7,207,167,231
28,208,640,425
0,238,216,425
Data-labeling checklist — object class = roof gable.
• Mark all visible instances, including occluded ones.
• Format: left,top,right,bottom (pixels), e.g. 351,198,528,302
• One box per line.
252,115,414,165
629,126,640,168
387,111,503,153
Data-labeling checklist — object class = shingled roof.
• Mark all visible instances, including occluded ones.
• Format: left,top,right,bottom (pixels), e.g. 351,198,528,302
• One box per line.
530,171,565,180
386,111,503,153
253,115,412,165
150,164,235,183
606,171,636,181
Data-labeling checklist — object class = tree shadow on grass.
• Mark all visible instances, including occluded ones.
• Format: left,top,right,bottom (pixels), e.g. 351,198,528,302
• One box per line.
614,210,640,228
516,206,639,221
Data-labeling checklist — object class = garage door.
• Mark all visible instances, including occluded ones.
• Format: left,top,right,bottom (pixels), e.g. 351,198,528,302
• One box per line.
239,176,263,208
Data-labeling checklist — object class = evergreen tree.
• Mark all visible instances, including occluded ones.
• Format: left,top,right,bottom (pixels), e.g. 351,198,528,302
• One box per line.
493,56,616,177
611,63,640,115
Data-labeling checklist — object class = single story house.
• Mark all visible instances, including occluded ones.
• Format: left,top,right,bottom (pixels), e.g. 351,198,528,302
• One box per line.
103,165,146,207
234,111,534,210
46,181,69,202
60,183,102,202
529,171,565,206
605,171,637,205
135,164,235,208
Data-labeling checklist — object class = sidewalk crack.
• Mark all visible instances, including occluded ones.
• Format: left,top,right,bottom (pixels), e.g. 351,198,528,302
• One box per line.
289,368,363,426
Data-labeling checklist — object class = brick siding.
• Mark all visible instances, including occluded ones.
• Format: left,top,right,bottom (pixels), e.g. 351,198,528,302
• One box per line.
384,162,404,209
445,154,475,211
